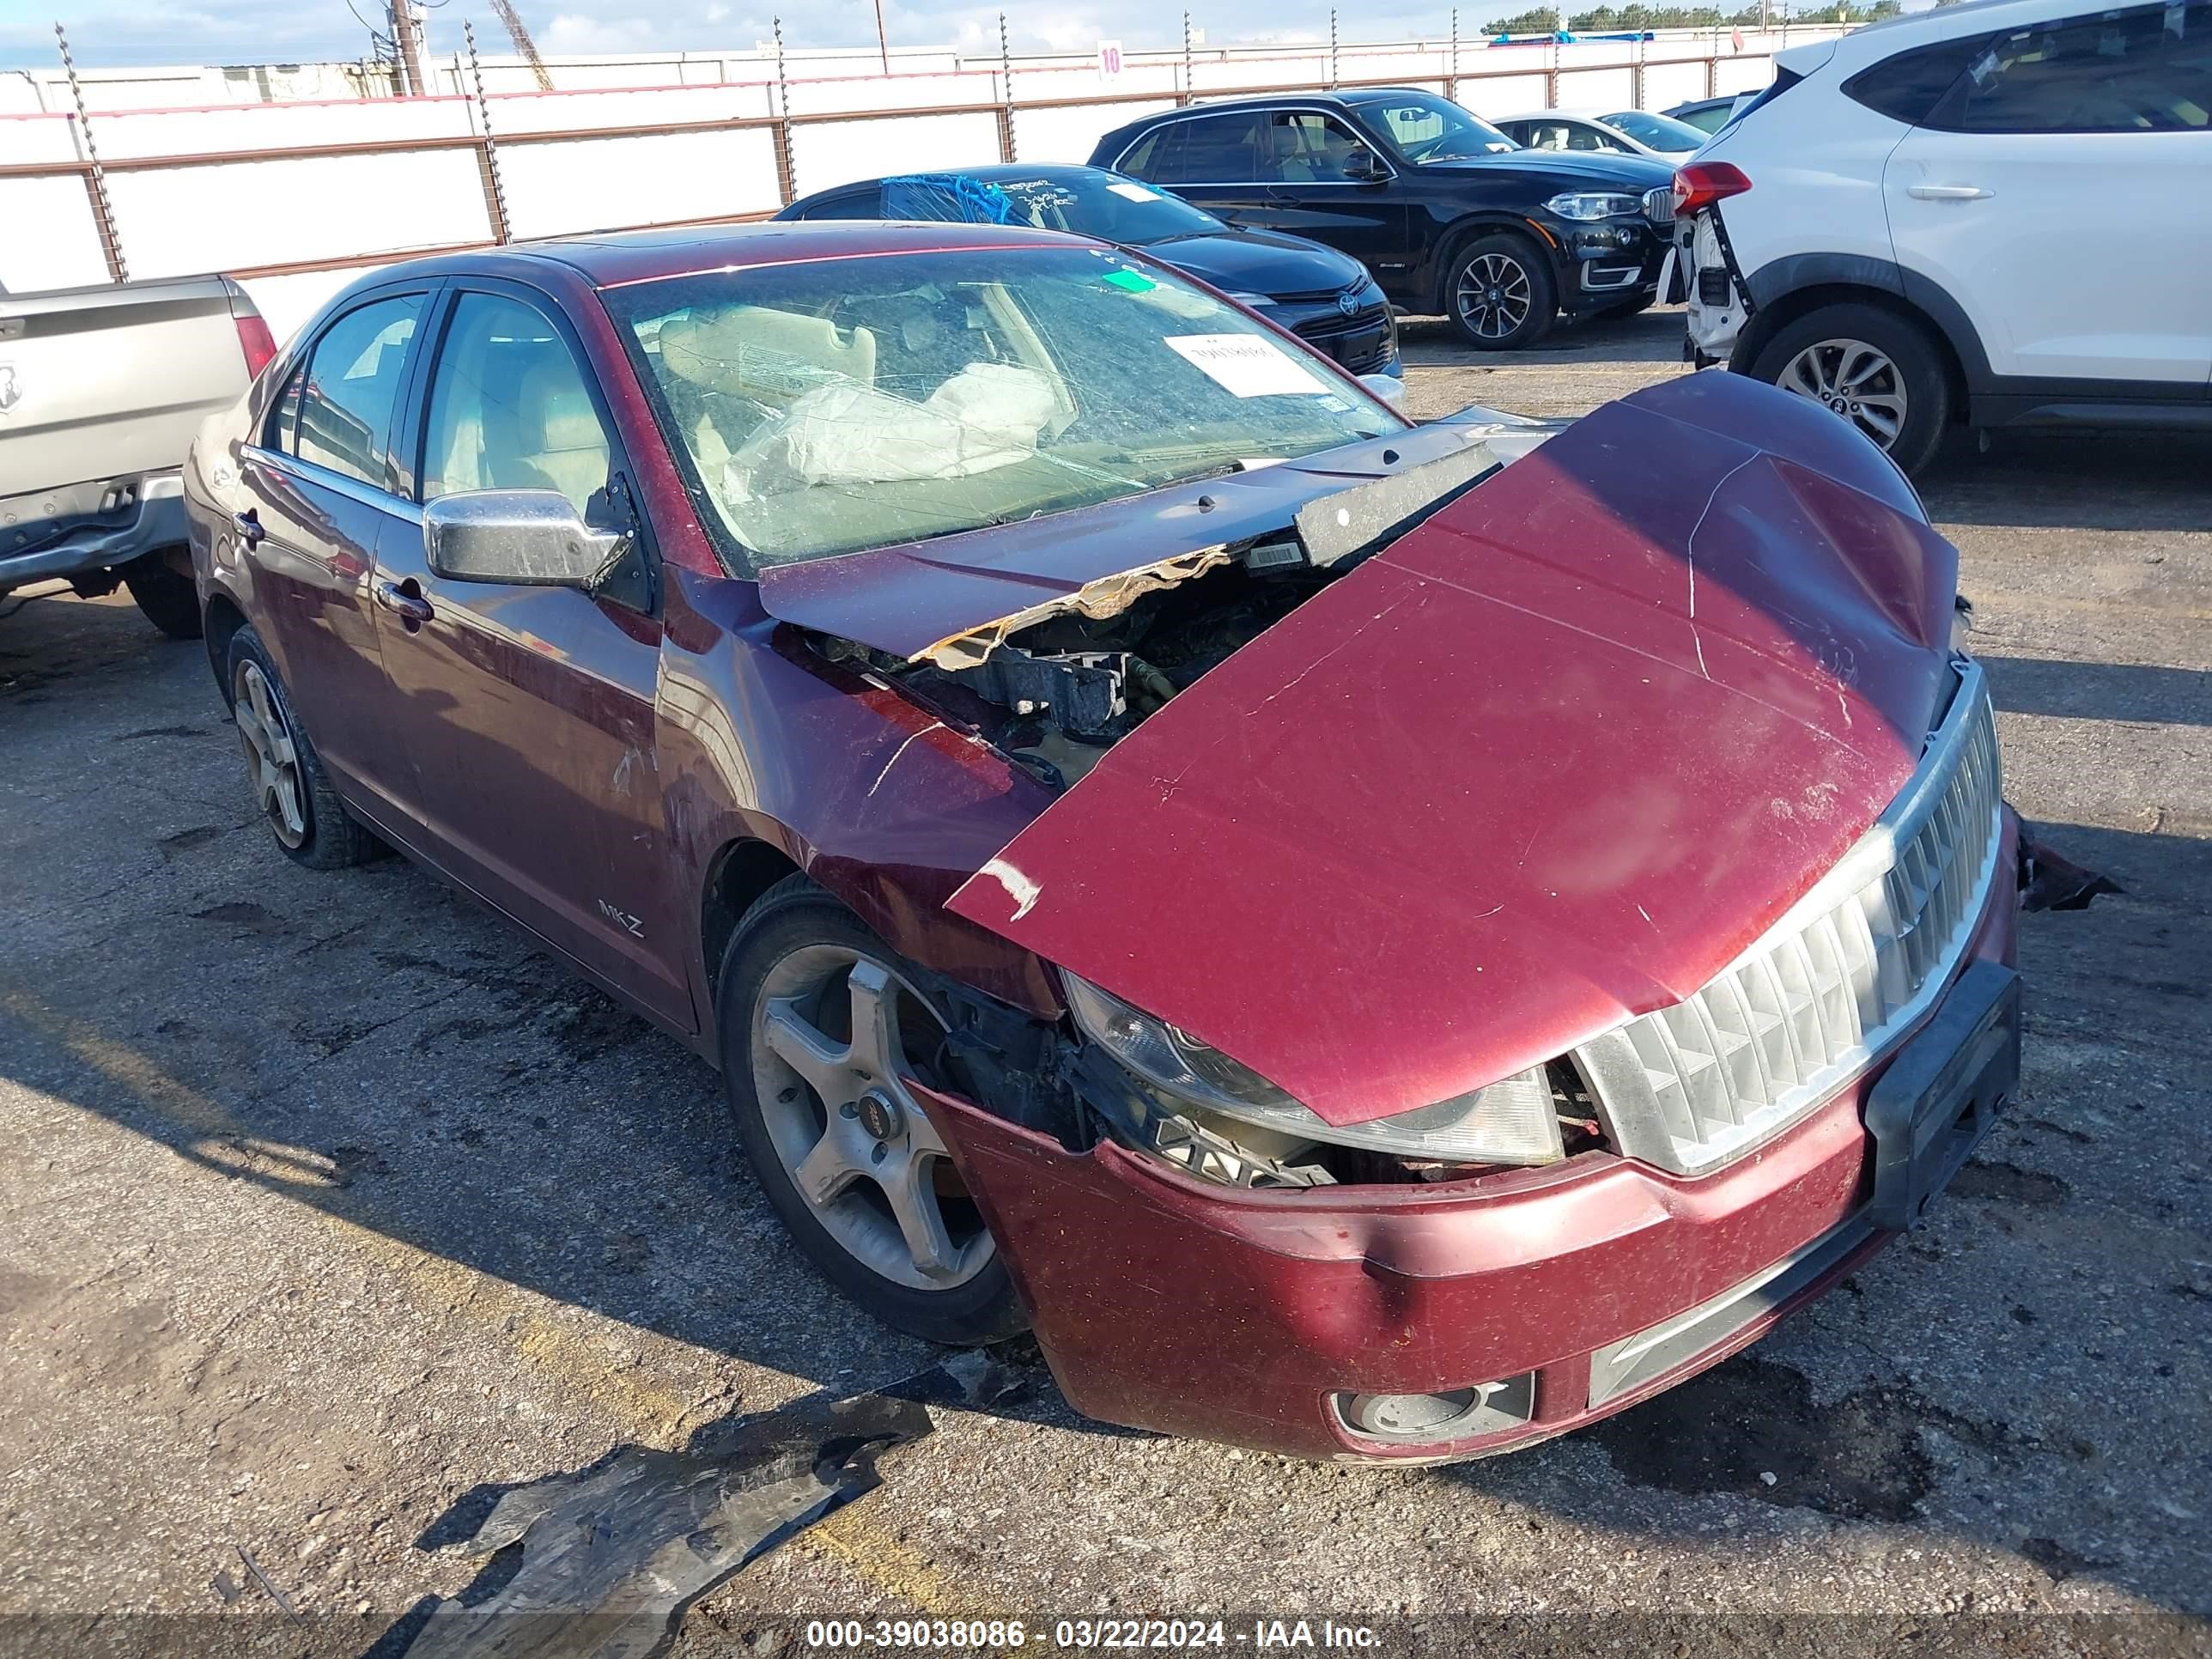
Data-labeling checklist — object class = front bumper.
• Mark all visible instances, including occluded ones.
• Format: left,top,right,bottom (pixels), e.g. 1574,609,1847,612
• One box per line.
1547,215,1669,313
0,470,186,592
924,810,2022,1462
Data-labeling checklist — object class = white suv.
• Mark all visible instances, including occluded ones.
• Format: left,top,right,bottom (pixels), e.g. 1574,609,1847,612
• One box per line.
1680,0,2211,472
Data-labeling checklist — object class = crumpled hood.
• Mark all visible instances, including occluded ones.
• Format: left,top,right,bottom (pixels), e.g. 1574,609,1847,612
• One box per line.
942,373,1961,1126
1138,227,1370,301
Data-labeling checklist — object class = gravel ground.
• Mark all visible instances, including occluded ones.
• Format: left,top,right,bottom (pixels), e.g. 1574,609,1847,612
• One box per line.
1,308,2206,1656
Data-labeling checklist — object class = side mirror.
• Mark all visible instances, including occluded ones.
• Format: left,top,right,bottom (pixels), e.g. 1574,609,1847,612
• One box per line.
1358,372,1409,410
1343,148,1388,182
422,489,625,587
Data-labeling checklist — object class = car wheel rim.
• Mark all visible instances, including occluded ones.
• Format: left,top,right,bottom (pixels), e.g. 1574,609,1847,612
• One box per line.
750,943,993,1293
1455,252,1533,342
1778,337,1908,451
232,659,307,849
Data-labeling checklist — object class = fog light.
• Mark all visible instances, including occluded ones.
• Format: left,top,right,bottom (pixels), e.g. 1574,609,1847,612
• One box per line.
1334,1373,1535,1444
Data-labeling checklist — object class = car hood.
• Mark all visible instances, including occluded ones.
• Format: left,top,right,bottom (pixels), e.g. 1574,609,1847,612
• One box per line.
931,374,1961,1127
1423,148,1676,190
1137,227,1368,300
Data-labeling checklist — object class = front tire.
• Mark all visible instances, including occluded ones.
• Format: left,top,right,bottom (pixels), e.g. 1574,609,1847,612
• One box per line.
122,551,203,641
224,625,377,869
1747,302,1951,475
719,875,1024,1347
1445,233,1557,350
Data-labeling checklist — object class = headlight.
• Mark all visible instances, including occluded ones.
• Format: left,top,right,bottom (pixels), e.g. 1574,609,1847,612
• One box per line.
1224,290,1277,308
1544,191,1644,221
1063,973,1565,1166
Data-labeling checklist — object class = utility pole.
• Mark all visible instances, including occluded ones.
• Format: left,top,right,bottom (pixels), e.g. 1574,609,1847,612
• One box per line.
872,0,890,73
390,0,428,94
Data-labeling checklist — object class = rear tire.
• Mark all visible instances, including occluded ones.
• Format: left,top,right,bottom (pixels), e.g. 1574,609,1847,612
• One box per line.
1444,232,1557,350
122,551,203,641
718,874,1024,1347
1747,302,1951,476
224,625,378,869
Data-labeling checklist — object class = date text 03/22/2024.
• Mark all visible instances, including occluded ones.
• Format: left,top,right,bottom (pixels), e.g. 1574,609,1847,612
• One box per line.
802,1619,1383,1650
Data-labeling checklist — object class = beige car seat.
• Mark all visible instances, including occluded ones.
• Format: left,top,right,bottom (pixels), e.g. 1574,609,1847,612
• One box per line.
657,306,878,404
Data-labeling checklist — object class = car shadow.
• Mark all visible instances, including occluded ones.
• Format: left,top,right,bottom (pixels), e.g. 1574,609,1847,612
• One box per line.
1921,428,2212,532
1398,305,1690,368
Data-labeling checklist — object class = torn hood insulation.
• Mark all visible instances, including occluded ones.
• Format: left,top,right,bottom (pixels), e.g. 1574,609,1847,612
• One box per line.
752,416,1513,668
944,373,1964,1126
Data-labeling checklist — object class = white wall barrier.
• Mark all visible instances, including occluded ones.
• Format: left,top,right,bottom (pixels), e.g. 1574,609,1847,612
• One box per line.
0,28,1842,337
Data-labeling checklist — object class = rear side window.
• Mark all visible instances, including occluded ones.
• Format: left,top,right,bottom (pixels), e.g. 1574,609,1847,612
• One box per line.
288,295,424,489
1846,35,1998,124
1176,113,1261,183
798,190,885,221
1932,1,2212,131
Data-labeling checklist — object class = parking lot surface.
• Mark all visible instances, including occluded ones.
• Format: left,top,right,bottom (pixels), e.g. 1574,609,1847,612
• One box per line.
3,310,2208,1651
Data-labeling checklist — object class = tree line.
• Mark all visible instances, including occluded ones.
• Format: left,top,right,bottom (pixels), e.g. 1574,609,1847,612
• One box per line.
1484,1,1899,28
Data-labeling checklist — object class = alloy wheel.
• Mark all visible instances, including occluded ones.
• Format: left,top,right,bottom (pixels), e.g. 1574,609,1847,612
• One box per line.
1778,337,1909,451
1455,252,1534,342
749,944,993,1292
232,659,307,848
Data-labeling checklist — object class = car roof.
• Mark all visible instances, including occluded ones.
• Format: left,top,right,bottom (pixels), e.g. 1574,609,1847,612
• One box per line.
439,220,1097,290
1498,107,1623,122
794,162,1122,203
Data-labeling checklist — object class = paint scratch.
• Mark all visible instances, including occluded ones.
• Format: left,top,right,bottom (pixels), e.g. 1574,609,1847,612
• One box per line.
1636,903,1657,932
866,722,943,799
977,856,1042,921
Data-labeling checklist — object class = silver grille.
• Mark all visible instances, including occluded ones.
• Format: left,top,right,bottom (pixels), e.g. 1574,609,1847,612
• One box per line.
1575,660,2002,1176
1643,185,1677,227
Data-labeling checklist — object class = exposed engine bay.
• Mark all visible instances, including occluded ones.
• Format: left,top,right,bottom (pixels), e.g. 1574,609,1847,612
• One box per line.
807,439,1504,793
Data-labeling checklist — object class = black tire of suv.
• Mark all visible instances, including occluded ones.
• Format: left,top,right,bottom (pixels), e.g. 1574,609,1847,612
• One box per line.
717,873,1026,1348
1747,302,1952,477
122,551,204,641
224,624,380,870
1443,232,1558,351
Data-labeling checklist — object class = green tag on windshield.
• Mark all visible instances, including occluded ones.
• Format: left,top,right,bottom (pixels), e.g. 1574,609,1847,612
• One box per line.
1102,269,1157,293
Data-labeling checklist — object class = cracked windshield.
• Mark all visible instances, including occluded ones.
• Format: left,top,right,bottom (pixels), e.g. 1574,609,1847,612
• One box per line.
610,246,1402,570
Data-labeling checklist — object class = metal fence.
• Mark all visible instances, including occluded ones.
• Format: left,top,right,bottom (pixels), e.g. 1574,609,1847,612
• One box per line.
0,22,1825,332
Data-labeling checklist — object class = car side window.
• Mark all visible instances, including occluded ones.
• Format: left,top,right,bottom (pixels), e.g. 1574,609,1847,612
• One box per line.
1175,113,1261,183
799,190,886,220
421,291,614,520
1844,36,1990,125
1566,120,1631,152
1933,1,2211,131
1258,112,1367,181
288,295,423,489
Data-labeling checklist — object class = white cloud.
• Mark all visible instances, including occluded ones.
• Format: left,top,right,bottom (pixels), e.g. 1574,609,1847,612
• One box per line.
5,0,1544,71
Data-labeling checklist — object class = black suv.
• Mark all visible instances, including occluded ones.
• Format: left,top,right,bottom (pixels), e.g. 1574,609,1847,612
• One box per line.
1091,88,1676,349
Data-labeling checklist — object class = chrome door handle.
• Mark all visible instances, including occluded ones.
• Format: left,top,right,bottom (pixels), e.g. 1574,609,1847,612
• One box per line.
1908,184,1992,201
374,579,434,625
231,509,264,548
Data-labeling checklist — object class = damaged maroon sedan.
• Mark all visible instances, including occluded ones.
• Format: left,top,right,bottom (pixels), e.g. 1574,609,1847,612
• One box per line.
185,222,2021,1462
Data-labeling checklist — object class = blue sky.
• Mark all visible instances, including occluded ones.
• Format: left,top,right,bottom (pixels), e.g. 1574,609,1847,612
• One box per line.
3,0,1490,72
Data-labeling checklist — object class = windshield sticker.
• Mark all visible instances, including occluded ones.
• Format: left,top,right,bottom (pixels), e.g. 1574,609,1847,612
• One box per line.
1107,181,1161,202
1102,269,1158,293
1164,333,1329,398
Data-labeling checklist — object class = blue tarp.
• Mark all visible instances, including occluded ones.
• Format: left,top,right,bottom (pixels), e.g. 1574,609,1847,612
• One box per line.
882,173,1014,225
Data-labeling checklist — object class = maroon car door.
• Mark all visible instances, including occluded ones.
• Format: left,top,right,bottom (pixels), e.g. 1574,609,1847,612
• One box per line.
365,283,691,1031
235,289,429,818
